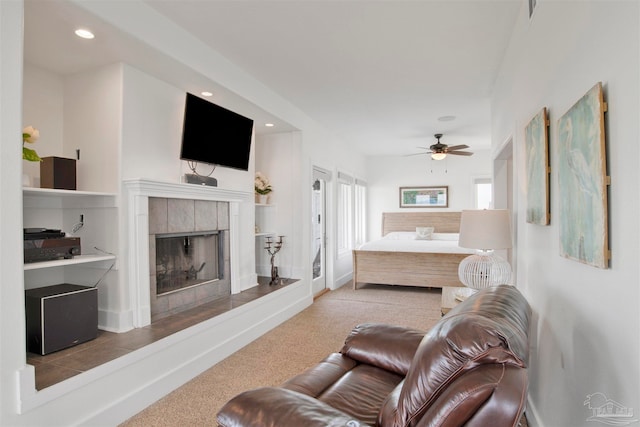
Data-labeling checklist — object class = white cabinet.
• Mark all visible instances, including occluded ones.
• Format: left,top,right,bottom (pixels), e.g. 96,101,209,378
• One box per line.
23,187,118,287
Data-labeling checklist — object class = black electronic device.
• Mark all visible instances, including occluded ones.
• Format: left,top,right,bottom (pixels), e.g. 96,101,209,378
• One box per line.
180,92,254,171
184,173,218,187
25,284,97,355
24,237,81,263
24,228,66,240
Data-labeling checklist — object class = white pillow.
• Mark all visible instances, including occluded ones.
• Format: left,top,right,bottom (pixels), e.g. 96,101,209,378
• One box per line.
382,231,417,240
415,227,434,240
432,233,460,241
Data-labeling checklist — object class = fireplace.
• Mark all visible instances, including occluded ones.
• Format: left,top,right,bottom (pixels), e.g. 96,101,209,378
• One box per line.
155,231,222,296
124,179,246,329
148,197,231,322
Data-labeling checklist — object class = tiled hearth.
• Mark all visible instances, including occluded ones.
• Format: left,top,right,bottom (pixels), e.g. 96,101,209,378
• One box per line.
27,277,297,390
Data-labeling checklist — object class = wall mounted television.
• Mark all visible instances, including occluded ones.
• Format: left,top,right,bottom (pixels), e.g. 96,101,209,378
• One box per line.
180,92,254,171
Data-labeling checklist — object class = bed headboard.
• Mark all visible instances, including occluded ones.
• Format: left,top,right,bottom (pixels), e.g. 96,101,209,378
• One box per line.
381,212,462,235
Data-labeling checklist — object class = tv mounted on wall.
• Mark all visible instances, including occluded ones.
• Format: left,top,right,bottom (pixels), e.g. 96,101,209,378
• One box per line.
180,92,254,172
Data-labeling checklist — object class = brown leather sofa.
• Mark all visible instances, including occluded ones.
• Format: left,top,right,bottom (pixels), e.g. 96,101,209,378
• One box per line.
217,285,531,427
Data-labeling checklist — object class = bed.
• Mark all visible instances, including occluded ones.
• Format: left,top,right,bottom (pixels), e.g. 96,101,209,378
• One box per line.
352,212,475,290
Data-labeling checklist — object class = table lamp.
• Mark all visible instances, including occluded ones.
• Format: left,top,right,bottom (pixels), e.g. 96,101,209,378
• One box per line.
458,209,512,290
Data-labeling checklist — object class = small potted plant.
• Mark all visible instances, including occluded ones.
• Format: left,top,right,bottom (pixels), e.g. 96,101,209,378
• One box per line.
22,125,41,162
254,172,272,204
22,126,41,186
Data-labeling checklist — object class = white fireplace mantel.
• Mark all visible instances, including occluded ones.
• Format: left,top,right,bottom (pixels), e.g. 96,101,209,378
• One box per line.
124,179,250,328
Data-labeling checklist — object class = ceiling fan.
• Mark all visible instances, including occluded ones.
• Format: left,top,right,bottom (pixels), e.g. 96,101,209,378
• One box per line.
412,133,474,160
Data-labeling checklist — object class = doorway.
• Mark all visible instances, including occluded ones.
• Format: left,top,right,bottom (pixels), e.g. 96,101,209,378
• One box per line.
494,137,516,280
311,167,331,295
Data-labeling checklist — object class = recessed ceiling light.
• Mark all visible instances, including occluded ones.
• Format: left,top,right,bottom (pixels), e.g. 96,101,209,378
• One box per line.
201,91,213,97
74,28,95,39
438,115,456,122
265,123,275,127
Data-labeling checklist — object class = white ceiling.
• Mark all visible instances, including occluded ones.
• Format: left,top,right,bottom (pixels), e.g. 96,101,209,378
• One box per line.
23,0,521,157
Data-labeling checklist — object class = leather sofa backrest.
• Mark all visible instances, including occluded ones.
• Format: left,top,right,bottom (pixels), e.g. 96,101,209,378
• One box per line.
341,323,426,376
393,285,531,427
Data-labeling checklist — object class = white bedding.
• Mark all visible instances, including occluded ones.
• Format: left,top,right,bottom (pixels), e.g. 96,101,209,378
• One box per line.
357,232,476,254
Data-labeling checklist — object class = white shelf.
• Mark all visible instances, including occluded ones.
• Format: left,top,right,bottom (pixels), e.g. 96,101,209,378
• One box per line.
23,187,117,198
23,254,116,271
23,187,117,209
255,232,275,237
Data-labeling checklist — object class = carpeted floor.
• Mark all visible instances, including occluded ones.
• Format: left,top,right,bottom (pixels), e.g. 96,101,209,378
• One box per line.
120,283,443,426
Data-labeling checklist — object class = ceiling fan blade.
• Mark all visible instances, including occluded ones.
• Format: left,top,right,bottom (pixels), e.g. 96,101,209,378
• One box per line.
448,151,474,156
404,152,430,157
445,144,470,151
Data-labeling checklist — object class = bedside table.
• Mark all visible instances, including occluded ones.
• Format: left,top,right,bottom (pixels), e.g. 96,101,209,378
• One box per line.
440,286,476,316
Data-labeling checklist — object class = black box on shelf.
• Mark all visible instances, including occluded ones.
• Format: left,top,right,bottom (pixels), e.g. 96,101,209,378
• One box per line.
40,156,76,190
25,284,97,355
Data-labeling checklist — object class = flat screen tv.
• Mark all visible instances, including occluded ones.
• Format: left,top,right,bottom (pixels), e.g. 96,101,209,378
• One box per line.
180,92,254,171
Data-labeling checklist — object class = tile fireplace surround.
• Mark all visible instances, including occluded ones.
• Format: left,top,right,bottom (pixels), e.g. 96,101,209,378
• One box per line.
124,179,248,329
148,197,231,322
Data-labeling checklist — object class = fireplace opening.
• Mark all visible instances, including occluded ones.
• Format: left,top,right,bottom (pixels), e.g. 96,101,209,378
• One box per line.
155,231,223,296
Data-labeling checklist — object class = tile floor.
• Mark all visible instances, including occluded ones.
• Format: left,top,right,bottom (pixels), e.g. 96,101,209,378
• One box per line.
27,277,297,390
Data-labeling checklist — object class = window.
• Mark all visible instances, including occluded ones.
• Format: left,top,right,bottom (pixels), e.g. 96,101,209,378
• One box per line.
474,177,492,209
337,172,353,256
354,179,367,247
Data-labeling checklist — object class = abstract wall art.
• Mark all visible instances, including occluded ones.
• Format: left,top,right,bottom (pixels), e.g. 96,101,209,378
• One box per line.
525,107,550,225
557,82,610,269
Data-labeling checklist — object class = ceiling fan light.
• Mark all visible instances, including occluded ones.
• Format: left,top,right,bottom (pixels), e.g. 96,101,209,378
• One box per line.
431,152,447,160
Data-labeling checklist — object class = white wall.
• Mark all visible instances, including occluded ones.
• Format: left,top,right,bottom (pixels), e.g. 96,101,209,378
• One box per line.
22,64,64,184
492,2,639,425
64,64,122,193
366,149,492,240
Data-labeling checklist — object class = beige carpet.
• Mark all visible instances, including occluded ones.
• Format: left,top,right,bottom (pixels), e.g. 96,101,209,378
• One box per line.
120,283,443,426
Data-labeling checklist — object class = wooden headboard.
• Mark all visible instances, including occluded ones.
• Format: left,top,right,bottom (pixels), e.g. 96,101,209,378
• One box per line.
381,212,462,235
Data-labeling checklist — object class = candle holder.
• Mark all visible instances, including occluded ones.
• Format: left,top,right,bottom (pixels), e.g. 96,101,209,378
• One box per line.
264,235,284,285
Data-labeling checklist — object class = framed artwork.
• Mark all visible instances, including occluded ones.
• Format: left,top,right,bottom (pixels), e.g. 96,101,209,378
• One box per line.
399,186,448,208
557,82,610,269
525,107,550,225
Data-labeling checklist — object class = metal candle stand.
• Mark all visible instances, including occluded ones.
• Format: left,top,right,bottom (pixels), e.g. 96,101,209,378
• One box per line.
264,235,284,285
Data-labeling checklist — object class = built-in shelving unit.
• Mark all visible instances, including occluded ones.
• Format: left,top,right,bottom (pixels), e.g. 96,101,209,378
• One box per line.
22,187,118,273
255,202,276,276
255,203,276,236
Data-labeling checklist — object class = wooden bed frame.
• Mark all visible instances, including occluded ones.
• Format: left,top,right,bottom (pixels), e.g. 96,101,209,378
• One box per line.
352,212,468,289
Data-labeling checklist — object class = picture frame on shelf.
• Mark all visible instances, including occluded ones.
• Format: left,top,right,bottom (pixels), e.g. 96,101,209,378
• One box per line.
399,186,448,208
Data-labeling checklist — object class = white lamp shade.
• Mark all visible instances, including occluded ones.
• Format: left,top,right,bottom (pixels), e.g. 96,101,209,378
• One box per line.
458,209,512,250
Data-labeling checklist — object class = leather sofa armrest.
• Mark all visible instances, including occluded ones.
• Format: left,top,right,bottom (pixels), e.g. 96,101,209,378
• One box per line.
340,323,425,375
217,387,370,427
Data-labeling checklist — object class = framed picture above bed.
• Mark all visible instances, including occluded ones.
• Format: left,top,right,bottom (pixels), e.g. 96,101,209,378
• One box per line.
399,186,448,208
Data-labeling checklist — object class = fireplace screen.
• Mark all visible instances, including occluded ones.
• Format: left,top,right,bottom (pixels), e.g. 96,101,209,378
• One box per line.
155,231,221,295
